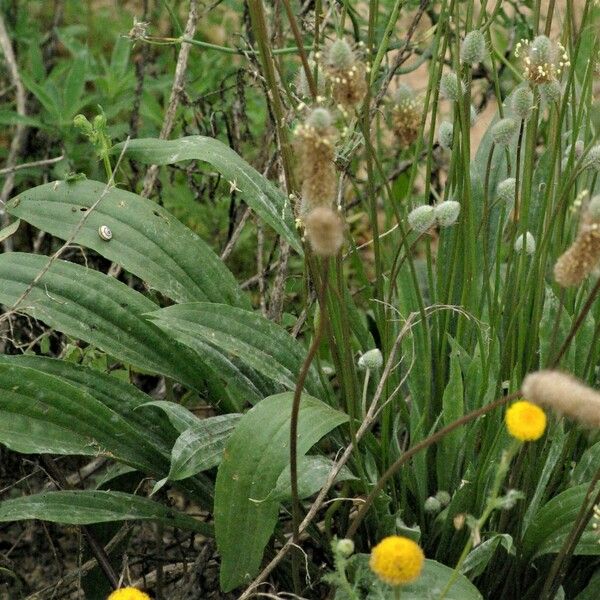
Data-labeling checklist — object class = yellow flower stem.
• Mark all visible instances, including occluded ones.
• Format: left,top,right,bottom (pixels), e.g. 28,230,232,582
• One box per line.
439,439,521,599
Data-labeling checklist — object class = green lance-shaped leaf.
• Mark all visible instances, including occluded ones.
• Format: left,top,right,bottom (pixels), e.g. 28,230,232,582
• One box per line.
0,355,214,506
214,392,348,592
6,179,247,307
0,490,212,536
522,483,600,558
112,136,302,254
0,253,241,411
147,302,325,399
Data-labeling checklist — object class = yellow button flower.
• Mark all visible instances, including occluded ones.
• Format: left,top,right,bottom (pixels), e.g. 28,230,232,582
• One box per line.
369,535,424,586
505,400,547,441
107,588,151,600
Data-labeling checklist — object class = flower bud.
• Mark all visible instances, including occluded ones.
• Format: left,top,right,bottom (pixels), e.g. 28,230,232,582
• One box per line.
358,348,383,370
408,205,435,233
424,496,442,513
515,231,536,254
461,30,486,65
336,538,355,558
438,121,454,149
440,72,465,102
512,86,534,120
434,200,461,227
327,39,355,70
497,178,516,203
435,490,451,507
491,117,518,146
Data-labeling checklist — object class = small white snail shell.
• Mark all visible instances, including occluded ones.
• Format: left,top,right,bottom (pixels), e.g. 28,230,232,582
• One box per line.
98,225,113,241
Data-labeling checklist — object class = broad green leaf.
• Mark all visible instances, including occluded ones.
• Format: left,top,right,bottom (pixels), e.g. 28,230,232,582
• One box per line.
0,361,169,474
0,218,20,243
344,555,483,600
461,534,514,578
139,400,205,434
0,490,212,536
147,303,324,398
0,253,242,410
6,179,246,307
215,392,348,592
523,483,600,558
113,136,302,254
572,441,600,486
272,455,356,502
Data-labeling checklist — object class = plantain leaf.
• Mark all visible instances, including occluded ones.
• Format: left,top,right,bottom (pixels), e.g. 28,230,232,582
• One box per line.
214,392,348,592
0,355,214,506
273,455,356,502
0,253,240,412
139,400,206,434
0,490,212,536
147,302,324,399
112,136,302,254
6,179,247,307
523,483,600,558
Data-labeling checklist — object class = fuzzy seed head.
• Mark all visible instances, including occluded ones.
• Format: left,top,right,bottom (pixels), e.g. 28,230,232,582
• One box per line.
305,207,344,256
522,370,600,429
491,117,518,146
515,231,536,254
438,121,454,149
327,39,355,71
434,200,461,227
408,205,436,233
295,60,326,98
358,348,384,370
440,72,465,102
554,205,600,287
497,178,516,203
512,86,534,120
461,30,486,65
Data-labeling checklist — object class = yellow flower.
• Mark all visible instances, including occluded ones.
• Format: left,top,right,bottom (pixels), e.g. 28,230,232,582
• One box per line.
107,588,151,600
505,400,547,441
369,535,424,586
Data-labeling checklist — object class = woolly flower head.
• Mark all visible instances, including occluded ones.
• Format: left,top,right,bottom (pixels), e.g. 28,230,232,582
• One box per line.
438,121,454,150
440,72,465,102
370,536,424,586
505,400,547,442
511,86,534,121
306,107,333,131
391,84,421,147
107,588,151,600
583,145,600,172
515,35,569,84
408,205,435,233
304,207,344,256
539,80,562,104
461,30,486,65
295,60,326,98
434,200,460,227
497,178,516,204
515,231,536,254
491,117,518,146
325,38,366,111
358,348,383,370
